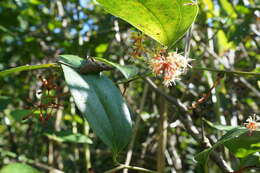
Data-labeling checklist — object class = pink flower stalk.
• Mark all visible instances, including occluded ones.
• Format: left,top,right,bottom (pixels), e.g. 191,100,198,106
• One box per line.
150,51,192,87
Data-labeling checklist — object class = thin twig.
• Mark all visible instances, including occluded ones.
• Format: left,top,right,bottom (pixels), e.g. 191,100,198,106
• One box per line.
104,165,125,173
117,66,260,85
116,72,153,84
123,84,149,173
191,73,224,109
239,77,260,98
144,77,188,112
104,164,158,173
193,67,260,76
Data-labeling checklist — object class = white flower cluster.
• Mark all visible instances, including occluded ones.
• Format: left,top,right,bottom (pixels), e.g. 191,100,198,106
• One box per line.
150,51,192,87
244,114,260,135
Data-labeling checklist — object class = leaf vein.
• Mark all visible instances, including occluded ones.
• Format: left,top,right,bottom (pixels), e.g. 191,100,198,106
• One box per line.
136,0,169,45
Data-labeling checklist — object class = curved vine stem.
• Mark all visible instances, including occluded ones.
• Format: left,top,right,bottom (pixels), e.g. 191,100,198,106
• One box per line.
192,67,260,76
117,67,260,84
1,62,259,79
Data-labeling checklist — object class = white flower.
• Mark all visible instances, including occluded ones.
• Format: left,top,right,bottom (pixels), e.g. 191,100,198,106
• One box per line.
244,114,260,135
150,50,192,87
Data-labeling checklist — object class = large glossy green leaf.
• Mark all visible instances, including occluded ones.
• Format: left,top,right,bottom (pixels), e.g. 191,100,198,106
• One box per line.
59,57,132,154
0,163,41,173
96,0,198,47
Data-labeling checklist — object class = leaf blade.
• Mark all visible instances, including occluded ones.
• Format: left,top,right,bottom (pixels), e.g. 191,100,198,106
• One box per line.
45,131,93,144
0,163,41,173
96,0,198,47
0,63,58,77
61,65,114,148
93,57,139,79
60,58,132,153
195,127,248,165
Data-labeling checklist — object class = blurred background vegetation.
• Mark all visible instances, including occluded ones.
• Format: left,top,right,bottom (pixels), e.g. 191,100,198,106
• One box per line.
0,0,259,172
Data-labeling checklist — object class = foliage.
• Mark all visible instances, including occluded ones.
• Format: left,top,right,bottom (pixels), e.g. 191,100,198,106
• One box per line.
96,0,198,47
0,163,41,173
60,55,132,155
0,0,259,172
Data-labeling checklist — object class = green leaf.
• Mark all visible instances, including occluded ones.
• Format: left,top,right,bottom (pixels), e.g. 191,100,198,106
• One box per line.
202,0,214,11
0,149,17,158
60,57,132,154
10,110,32,122
212,125,238,131
96,0,198,47
58,55,85,69
0,163,41,173
196,126,260,166
217,30,234,54
93,57,139,79
224,131,260,158
45,131,92,144
239,153,260,168
59,55,139,79
64,114,84,124
0,25,16,36
0,63,58,77
195,127,248,166
219,0,237,18
0,96,11,112
203,118,238,131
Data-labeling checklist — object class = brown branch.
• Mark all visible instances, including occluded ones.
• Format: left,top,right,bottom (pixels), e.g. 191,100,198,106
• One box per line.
191,72,224,109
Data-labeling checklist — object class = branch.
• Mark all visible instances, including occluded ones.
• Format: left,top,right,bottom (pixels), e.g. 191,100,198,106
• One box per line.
123,84,149,173
1,61,259,79
239,77,260,98
104,164,158,173
117,65,259,85
144,77,233,172
144,78,188,112
193,67,260,76
117,72,152,84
